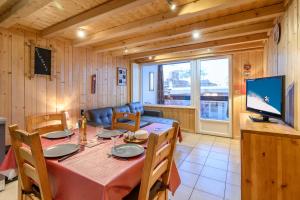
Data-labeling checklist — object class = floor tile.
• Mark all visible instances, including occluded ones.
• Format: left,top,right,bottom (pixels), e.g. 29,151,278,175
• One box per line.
178,170,199,188
228,162,241,174
215,137,231,144
169,184,193,200
225,184,241,200
190,148,210,157
185,154,207,165
201,166,227,182
190,189,223,200
214,141,230,147
205,158,228,170
195,143,212,151
211,146,230,154
176,145,193,154
179,161,203,175
0,181,17,200
226,172,241,186
208,151,229,162
229,155,241,164
195,176,225,198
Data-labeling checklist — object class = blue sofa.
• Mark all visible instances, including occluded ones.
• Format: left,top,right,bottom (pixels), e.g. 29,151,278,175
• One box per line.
86,102,174,129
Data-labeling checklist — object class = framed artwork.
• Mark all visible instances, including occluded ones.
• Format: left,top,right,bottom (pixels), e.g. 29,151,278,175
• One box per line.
34,47,52,75
26,40,54,80
117,67,127,86
91,74,96,94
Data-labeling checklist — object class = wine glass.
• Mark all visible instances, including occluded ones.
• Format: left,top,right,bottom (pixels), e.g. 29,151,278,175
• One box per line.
111,136,116,149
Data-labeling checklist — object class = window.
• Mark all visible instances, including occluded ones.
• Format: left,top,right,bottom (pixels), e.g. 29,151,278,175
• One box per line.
142,62,192,106
200,58,229,121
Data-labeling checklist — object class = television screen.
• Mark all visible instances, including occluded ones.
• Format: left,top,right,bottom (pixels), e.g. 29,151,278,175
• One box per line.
34,47,51,75
246,76,285,119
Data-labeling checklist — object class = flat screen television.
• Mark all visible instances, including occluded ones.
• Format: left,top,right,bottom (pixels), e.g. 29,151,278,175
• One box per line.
246,75,285,122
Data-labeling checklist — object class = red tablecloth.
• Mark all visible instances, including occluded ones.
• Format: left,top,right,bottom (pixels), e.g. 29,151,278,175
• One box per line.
0,123,181,200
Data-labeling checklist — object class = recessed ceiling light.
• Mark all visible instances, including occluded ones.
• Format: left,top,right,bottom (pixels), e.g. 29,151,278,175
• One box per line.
124,48,128,54
167,0,176,11
170,3,176,10
77,28,86,38
192,31,200,39
149,56,153,60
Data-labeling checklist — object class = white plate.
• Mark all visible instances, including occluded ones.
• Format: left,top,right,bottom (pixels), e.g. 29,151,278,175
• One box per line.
111,143,144,158
42,130,73,139
97,130,123,139
43,143,79,158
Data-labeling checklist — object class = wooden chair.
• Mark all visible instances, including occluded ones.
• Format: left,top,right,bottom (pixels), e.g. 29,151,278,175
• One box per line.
9,125,52,200
111,112,141,132
26,112,67,134
124,121,179,200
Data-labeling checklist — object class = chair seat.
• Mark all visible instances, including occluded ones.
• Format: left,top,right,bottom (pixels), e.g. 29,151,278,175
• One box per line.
123,181,167,200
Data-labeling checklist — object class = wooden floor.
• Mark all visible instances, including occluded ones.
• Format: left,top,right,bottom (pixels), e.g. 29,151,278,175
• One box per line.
0,132,241,200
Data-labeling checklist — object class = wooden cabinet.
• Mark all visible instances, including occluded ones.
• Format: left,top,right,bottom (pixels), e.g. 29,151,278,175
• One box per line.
240,114,300,200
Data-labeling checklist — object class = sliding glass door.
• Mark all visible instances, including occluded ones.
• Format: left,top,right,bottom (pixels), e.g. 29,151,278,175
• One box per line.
195,57,232,137
139,57,232,137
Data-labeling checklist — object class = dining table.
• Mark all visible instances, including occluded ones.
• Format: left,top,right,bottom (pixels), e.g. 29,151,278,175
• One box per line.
0,123,181,200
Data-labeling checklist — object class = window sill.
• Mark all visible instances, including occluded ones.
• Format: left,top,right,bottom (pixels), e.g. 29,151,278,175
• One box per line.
143,104,196,110
199,118,230,123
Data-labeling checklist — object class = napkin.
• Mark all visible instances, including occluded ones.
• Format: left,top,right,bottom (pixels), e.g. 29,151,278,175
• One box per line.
134,130,148,140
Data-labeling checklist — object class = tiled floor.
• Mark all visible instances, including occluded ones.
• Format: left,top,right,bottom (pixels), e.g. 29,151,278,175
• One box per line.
170,132,241,200
0,133,241,200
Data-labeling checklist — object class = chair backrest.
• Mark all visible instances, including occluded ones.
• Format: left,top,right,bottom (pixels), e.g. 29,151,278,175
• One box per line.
9,125,52,200
26,112,67,134
111,112,141,132
138,122,179,200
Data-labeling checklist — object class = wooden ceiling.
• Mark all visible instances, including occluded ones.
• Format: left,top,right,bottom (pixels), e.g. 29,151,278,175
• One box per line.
0,0,285,63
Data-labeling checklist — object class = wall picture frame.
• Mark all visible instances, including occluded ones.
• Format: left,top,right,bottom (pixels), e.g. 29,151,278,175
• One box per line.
26,40,54,80
117,67,127,86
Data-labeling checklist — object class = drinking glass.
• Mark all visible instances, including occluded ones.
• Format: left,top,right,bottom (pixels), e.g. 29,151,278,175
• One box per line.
111,136,116,149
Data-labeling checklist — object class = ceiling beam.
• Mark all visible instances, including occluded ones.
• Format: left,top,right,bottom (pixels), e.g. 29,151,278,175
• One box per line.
134,41,265,63
74,0,259,47
0,0,52,28
126,32,268,59
42,0,152,38
94,3,283,53
112,21,273,55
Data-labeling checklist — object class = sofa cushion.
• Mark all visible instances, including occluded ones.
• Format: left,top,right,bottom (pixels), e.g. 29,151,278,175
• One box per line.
128,102,144,115
86,121,112,129
113,105,131,123
87,107,113,125
114,105,130,113
141,116,174,125
126,120,151,128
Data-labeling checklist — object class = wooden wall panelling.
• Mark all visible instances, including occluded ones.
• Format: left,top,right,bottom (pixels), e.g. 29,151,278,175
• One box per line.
0,29,12,144
264,0,300,130
116,56,122,106
143,106,196,132
102,53,107,106
232,50,264,138
112,55,117,106
232,52,242,139
24,31,36,120
96,53,103,107
46,39,57,115
1,28,131,145
54,39,64,114
11,30,25,129
35,37,47,119
79,48,87,110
